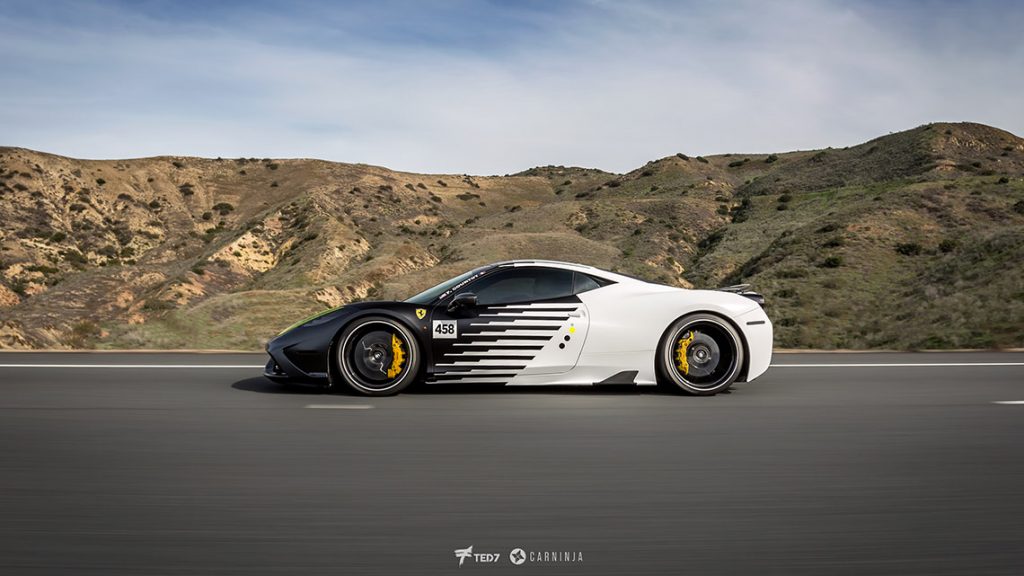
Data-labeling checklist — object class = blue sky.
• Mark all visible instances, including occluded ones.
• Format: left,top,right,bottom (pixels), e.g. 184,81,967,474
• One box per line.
1,0,1022,174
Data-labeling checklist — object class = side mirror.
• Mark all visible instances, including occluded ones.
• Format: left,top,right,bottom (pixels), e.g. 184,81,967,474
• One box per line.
447,292,478,313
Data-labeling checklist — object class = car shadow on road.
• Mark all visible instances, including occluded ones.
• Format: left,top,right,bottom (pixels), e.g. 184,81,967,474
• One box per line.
231,376,705,397
231,377,327,395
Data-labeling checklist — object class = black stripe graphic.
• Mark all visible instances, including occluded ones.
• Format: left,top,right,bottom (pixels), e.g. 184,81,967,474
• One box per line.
435,365,528,372
453,344,544,350
459,335,555,342
440,354,536,362
485,307,578,313
472,315,570,322
463,325,561,333
429,374,516,381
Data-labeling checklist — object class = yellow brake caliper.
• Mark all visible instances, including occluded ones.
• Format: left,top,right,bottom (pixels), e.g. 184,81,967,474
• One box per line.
675,331,694,375
387,333,406,379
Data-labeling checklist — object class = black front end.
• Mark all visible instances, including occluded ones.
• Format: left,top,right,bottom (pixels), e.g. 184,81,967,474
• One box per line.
263,301,431,387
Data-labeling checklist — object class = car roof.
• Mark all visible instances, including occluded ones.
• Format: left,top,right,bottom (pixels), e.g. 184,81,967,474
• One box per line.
490,260,644,284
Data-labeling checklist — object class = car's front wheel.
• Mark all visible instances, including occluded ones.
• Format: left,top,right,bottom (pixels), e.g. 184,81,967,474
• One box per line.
659,313,744,395
334,316,421,396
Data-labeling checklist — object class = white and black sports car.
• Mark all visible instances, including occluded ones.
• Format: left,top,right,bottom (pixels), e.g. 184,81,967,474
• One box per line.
265,260,772,396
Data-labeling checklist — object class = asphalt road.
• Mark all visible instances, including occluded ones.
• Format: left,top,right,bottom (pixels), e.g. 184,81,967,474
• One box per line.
1,351,1023,575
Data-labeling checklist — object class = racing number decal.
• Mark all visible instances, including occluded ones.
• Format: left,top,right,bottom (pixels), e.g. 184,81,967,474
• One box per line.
433,320,457,339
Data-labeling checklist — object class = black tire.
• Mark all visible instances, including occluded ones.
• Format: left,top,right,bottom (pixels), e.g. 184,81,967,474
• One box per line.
334,316,421,396
658,313,744,395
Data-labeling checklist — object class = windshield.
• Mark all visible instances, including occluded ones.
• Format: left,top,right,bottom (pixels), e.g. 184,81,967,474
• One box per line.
405,265,492,305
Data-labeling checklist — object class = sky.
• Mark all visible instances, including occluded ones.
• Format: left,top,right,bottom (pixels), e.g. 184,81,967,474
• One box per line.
1,0,1022,174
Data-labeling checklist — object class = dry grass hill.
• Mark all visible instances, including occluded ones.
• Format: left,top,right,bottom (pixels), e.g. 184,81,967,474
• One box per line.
1,122,1022,350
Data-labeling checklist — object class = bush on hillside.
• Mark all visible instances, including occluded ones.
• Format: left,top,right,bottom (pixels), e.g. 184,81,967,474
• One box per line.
820,256,843,268
895,242,923,256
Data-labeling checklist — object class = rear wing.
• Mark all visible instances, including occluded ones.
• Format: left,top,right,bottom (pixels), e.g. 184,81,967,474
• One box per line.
718,284,765,306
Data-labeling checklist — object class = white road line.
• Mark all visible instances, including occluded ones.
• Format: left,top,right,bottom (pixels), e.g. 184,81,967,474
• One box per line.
772,362,1024,368
0,362,1022,370
0,364,263,369
305,404,374,410
992,401,1024,405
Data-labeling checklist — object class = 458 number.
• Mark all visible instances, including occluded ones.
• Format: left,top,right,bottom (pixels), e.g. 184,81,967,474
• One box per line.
432,320,457,339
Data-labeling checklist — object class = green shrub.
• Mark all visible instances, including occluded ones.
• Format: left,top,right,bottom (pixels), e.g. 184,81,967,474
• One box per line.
62,250,88,268
938,239,956,253
95,178,106,186
895,242,922,256
142,299,174,312
25,264,59,274
1013,200,1024,214
820,256,843,268
695,156,709,164
212,202,234,215
997,176,1010,184
68,320,102,348
49,232,67,243
765,154,779,164
778,193,792,203
777,267,808,279
822,236,845,248
172,161,184,169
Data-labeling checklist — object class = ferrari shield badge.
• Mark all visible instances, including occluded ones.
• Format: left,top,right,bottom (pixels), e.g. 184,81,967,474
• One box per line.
415,308,427,320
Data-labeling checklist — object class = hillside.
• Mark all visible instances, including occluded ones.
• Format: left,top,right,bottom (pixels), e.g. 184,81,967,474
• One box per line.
1,122,1022,350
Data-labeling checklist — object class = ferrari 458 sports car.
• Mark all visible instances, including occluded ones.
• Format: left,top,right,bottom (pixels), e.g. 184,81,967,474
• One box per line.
264,260,772,396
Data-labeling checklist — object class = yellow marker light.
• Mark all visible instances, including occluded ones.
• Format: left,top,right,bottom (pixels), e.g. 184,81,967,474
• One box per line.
569,326,576,334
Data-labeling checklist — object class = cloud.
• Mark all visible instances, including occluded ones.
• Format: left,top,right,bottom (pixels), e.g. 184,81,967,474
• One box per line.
0,0,1021,174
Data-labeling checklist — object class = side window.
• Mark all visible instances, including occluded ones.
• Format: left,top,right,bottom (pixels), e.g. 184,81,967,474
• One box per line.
469,268,574,305
573,272,602,294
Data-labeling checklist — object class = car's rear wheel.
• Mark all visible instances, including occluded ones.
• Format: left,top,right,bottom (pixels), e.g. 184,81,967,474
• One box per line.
659,313,744,395
335,316,420,396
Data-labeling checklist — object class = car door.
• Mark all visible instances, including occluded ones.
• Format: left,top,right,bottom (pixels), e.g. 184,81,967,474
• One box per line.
428,266,591,383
